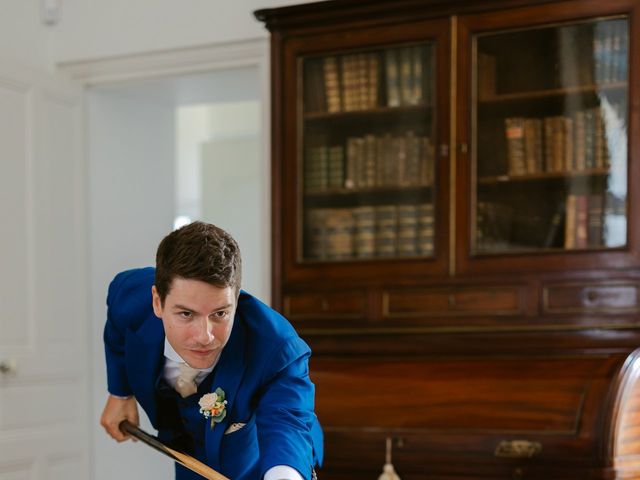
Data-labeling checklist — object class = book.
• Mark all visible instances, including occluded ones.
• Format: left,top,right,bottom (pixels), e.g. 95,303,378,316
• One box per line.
323,56,342,113
587,194,604,247
399,47,413,106
563,116,574,172
306,209,328,259
385,49,401,107
505,117,526,175
417,203,435,255
368,53,380,109
328,145,345,189
575,195,588,249
411,46,423,105
325,208,355,259
345,137,360,189
564,194,577,249
341,55,355,112
364,134,377,187
397,204,418,256
353,206,376,258
421,136,435,186
574,110,586,171
375,205,398,257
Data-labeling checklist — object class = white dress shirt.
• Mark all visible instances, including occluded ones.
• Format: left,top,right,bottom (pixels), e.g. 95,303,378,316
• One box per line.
162,339,303,480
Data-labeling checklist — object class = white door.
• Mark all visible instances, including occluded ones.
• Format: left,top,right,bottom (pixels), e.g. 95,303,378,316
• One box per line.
0,61,89,479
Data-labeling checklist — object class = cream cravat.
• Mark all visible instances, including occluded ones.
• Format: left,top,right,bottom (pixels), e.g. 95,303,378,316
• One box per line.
175,362,200,398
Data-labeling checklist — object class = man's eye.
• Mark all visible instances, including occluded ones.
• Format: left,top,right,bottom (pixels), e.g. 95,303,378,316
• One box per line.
179,311,193,318
213,311,227,318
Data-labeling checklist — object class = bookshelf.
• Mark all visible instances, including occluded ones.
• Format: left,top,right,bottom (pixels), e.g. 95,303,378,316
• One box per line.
256,0,640,478
301,42,437,263
472,15,629,257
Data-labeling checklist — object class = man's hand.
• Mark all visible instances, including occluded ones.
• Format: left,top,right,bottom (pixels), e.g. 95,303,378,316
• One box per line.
100,395,139,442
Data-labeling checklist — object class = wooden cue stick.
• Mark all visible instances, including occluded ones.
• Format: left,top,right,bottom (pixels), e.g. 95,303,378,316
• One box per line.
119,420,230,480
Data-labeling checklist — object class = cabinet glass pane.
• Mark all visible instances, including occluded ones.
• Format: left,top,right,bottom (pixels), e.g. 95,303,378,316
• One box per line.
300,43,437,262
473,17,628,254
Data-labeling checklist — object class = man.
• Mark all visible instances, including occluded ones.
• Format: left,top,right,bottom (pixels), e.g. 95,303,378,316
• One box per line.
100,221,322,480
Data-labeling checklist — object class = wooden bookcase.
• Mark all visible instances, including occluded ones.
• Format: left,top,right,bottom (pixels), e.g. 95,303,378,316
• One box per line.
256,0,640,478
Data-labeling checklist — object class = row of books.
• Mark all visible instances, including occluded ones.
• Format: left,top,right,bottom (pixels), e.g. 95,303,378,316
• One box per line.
385,45,432,108
305,45,431,114
322,53,380,113
563,194,605,249
305,204,434,260
305,132,435,192
593,19,628,85
504,105,617,176
477,192,622,251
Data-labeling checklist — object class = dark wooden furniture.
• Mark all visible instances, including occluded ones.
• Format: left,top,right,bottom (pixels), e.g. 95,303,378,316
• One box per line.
255,0,640,478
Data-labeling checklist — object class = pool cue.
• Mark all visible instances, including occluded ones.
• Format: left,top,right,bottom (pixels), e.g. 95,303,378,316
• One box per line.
119,420,230,480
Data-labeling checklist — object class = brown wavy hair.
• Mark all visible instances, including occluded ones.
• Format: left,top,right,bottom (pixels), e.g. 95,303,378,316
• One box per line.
154,221,242,304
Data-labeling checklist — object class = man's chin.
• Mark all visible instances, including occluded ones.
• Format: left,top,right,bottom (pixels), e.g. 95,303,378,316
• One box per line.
184,350,218,369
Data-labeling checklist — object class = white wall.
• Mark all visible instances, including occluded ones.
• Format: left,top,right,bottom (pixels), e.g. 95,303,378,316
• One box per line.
0,59,89,480
88,87,175,480
0,1,52,69
198,101,266,301
87,66,265,480
52,0,318,63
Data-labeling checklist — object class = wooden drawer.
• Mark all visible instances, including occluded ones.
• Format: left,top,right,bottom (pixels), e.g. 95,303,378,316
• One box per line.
283,292,366,319
543,282,640,314
384,287,522,318
313,351,633,480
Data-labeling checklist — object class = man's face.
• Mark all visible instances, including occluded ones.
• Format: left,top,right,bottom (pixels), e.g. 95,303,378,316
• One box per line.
152,277,237,369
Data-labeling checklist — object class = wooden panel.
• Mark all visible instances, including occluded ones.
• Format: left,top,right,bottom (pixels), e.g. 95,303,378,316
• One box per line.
452,288,520,313
313,352,626,480
544,283,640,314
384,290,450,316
384,287,522,317
284,291,366,319
313,356,602,432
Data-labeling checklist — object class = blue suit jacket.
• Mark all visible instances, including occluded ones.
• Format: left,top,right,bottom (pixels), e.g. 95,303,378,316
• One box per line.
103,268,323,480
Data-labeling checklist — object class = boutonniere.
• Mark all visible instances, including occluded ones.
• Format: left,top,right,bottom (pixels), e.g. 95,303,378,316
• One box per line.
198,388,227,430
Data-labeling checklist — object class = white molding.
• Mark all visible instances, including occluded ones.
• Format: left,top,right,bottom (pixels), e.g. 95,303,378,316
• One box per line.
62,36,274,302
57,38,269,86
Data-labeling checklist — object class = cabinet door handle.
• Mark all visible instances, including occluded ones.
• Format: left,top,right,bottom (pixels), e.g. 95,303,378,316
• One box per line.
494,440,542,458
585,289,598,302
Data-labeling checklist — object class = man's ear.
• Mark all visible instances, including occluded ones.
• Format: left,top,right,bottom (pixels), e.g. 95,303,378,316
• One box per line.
151,285,163,319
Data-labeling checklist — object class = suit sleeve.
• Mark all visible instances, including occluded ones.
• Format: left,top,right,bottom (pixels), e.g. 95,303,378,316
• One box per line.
103,270,137,397
256,336,318,480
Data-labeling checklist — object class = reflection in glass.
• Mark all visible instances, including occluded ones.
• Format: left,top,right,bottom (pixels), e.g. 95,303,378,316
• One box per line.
473,17,628,254
300,43,436,262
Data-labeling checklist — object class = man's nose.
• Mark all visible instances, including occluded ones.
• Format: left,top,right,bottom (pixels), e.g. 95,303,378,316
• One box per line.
194,318,215,344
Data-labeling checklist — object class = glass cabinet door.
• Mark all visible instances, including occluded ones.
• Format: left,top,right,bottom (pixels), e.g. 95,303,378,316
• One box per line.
472,16,628,255
300,43,437,262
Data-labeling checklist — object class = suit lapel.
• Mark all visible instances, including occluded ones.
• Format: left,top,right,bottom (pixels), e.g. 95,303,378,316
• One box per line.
125,314,164,426
205,313,247,471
